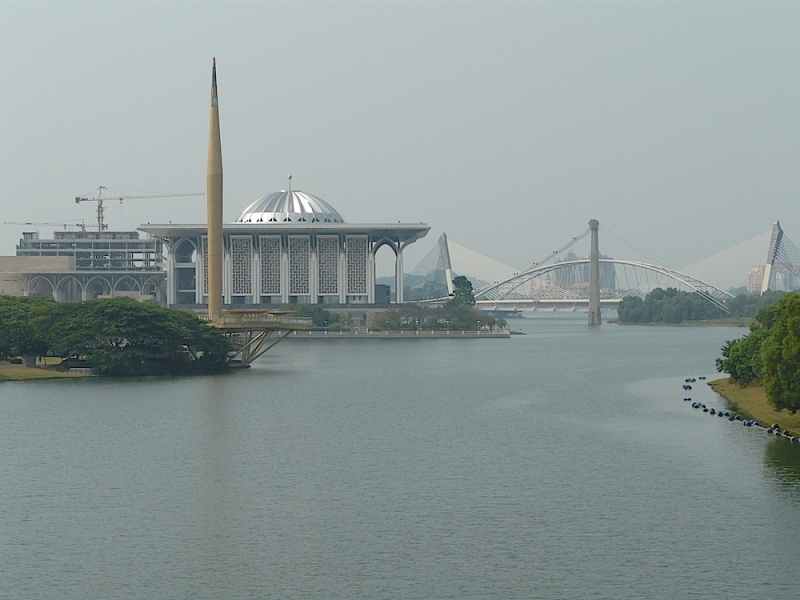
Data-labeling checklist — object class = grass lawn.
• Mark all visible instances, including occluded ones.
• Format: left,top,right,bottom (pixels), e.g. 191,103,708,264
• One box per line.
709,378,800,432
0,365,92,381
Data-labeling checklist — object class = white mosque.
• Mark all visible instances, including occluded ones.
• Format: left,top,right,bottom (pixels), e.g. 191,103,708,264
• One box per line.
139,186,429,308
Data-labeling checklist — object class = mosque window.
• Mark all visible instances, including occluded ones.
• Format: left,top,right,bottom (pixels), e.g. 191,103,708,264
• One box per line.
259,236,281,295
289,236,310,294
231,236,253,295
318,236,338,295
346,236,367,295
201,235,208,296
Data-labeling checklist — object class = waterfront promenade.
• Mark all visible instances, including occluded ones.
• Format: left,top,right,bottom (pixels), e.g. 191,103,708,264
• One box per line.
289,329,511,339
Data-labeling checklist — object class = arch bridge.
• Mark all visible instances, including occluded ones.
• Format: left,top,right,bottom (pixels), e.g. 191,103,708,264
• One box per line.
411,220,773,324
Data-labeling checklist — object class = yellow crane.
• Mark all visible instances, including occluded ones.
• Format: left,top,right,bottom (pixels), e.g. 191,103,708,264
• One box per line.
75,186,204,231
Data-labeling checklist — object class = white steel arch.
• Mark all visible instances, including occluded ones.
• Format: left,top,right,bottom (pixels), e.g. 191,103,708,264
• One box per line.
475,259,733,311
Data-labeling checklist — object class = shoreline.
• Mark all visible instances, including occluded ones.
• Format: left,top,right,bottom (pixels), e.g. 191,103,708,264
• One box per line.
0,365,94,382
287,329,511,339
608,318,752,327
708,378,800,432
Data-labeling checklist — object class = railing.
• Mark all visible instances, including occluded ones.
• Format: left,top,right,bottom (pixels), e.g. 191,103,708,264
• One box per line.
199,313,312,328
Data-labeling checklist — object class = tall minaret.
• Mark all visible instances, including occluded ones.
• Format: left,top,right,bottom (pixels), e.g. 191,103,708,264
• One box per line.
206,58,223,318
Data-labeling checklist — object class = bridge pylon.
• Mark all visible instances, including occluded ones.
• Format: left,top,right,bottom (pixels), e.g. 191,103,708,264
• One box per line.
588,219,601,325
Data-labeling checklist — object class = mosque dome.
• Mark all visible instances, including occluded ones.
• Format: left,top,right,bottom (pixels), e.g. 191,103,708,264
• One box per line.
235,189,345,223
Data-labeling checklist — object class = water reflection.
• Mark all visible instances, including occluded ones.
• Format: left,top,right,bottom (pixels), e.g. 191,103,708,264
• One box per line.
764,437,800,499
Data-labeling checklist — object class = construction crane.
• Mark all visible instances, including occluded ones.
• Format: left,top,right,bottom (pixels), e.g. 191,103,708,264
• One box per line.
4,219,98,232
75,186,205,231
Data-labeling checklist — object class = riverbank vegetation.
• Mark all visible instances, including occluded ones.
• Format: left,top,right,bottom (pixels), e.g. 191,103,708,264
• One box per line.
371,276,504,331
709,378,800,432
0,363,91,381
617,288,785,324
0,296,231,376
715,292,800,414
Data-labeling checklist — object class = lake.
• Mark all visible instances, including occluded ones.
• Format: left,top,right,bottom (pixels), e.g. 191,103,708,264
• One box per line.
1,313,799,599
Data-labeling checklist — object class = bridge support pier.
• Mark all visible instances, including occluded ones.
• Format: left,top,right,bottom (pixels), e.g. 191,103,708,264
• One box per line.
588,219,601,325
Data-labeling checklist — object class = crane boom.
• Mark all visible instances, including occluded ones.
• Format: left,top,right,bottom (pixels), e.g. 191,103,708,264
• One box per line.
74,186,204,231
4,219,96,232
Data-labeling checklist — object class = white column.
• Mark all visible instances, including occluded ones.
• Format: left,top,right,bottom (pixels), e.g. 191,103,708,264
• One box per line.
197,237,205,305
309,237,319,303
395,247,404,304
223,239,232,305
281,237,290,304
166,243,176,305
367,243,375,304
252,237,261,302
339,237,347,304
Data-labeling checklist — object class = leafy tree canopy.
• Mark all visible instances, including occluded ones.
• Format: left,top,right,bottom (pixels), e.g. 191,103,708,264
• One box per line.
618,288,785,324
716,292,800,413
1,296,231,375
450,275,476,307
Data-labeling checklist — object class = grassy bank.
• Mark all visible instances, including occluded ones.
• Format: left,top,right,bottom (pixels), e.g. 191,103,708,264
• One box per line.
609,318,753,327
709,378,800,432
0,365,92,382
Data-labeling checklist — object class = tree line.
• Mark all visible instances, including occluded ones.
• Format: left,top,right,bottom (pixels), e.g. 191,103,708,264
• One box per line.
0,296,231,376
716,292,800,413
617,288,785,324
372,276,504,331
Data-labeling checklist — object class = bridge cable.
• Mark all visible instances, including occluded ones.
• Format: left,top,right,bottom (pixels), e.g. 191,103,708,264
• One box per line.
599,225,666,268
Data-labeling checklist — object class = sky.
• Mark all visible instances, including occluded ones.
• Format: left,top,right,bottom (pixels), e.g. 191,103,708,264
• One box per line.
1,1,799,277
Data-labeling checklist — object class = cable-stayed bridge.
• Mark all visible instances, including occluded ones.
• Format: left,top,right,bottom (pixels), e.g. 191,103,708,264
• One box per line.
408,221,800,319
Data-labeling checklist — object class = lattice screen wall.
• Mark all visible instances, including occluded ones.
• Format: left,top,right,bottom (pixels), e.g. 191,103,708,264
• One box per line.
231,237,253,295
318,237,339,294
289,237,310,294
201,236,208,295
259,237,281,295
346,236,367,294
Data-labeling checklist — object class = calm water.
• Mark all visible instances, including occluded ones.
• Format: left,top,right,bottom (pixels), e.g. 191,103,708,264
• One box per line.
2,314,799,599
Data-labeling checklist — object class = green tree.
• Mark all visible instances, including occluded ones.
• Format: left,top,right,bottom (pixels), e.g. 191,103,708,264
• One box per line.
760,293,800,413
716,328,769,386
27,297,231,375
450,275,475,307
0,296,53,358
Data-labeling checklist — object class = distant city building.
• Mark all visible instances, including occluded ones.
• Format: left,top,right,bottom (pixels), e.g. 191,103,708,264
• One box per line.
0,229,164,302
553,251,616,293
747,265,764,293
138,188,428,308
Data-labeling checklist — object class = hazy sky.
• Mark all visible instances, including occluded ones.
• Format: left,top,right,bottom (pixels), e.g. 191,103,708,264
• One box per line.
2,1,799,276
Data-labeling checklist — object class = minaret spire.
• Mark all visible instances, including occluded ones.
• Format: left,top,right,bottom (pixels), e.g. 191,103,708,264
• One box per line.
206,57,224,318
